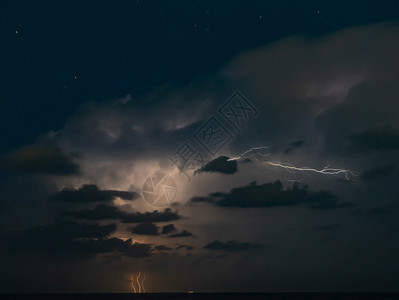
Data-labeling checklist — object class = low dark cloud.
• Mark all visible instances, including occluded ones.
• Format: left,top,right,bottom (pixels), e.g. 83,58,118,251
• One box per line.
191,181,306,207
314,223,341,232
64,204,181,223
191,181,351,209
204,240,263,252
176,244,193,251
161,224,177,234
308,190,353,210
50,184,138,203
309,198,353,210
128,222,160,236
0,219,152,258
195,156,238,175
155,245,173,251
6,219,117,240
361,164,396,181
2,145,79,175
347,125,399,153
169,230,194,238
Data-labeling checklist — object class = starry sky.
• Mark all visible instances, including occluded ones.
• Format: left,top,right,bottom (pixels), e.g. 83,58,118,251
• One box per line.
1,0,399,293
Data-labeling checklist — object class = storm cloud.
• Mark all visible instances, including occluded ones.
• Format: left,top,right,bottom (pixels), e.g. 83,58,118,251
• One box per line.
128,222,160,236
0,219,152,258
64,204,181,223
2,145,79,175
50,184,139,203
190,181,351,209
195,156,238,175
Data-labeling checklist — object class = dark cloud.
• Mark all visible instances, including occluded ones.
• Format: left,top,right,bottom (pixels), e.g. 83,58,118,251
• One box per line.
155,245,173,251
314,223,341,232
169,230,194,238
308,191,353,210
0,219,152,258
191,181,352,209
309,200,353,210
176,244,193,251
50,184,138,203
361,164,396,181
195,156,238,175
347,125,399,153
6,219,117,240
241,158,252,163
161,224,177,234
118,240,152,258
128,223,160,236
307,190,353,210
64,204,181,223
191,181,306,207
204,240,263,252
2,145,79,175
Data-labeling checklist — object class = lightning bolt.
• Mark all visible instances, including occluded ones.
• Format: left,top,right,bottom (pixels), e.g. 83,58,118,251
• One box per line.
227,146,269,161
141,272,146,293
227,146,358,181
137,271,142,293
131,272,146,293
131,274,137,293
265,161,358,180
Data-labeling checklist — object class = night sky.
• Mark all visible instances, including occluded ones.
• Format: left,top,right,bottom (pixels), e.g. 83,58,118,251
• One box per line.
1,0,399,293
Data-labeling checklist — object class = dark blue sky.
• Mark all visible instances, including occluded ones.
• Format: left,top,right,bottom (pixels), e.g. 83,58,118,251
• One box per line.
2,0,399,153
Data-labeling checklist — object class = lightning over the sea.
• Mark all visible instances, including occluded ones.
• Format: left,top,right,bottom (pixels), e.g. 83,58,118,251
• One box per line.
141,272,146,293
137,272,142,293
131,272,146,293
131,274,136,293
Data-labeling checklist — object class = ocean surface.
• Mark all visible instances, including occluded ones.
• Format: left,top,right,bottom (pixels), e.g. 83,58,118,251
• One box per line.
0,294,398,300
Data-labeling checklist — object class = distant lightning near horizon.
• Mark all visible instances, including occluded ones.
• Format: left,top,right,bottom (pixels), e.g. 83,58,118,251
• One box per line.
131,272,146,293
228,146,358,181
137,272,142,293
131,274,136,293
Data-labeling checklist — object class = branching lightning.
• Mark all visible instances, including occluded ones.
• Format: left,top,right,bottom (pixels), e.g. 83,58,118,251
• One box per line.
228,145,358,181
264,161,358,180
130,271,146,293
227,146,269,161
